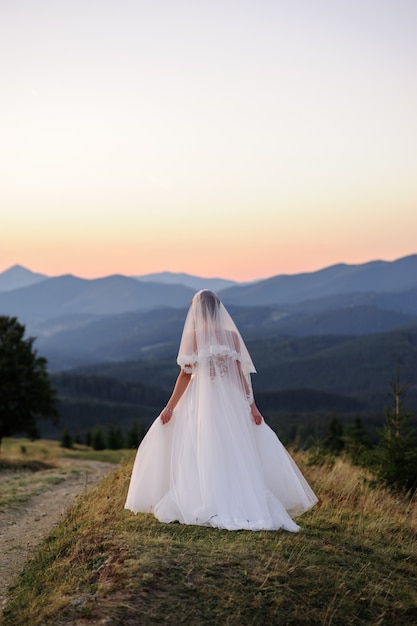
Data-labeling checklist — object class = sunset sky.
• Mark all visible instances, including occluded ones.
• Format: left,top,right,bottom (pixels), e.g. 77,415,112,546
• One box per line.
1,0,416,281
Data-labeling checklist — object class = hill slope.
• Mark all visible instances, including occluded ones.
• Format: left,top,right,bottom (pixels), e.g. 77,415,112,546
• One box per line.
40,323,416,445
3,455,416,625
31,301,417,373
71,324,417,410
0,275,195,323
221,254,417,306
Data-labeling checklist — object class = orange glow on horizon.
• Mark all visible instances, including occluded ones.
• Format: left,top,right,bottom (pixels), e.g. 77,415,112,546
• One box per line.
1,2,416,284
1,242,415,283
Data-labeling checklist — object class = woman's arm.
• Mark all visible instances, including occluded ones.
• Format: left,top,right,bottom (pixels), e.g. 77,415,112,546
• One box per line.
236,361,263,425
249,402,263,426
160,369,192,424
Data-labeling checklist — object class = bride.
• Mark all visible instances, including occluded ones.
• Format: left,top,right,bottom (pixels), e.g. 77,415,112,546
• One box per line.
125,290,317,531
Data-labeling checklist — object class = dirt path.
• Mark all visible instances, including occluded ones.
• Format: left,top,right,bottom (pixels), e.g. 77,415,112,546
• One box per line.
0,460,114,610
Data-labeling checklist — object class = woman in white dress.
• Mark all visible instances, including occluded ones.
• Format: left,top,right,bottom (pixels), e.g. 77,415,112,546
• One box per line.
125,290,317,531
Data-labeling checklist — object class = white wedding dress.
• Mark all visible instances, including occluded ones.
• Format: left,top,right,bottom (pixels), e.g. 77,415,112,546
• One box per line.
125,291,317,532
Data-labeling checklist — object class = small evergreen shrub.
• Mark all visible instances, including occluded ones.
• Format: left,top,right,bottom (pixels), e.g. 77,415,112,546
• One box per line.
375,368,417,495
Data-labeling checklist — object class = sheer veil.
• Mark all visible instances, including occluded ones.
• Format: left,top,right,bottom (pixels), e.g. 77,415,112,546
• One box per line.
177,290,256,401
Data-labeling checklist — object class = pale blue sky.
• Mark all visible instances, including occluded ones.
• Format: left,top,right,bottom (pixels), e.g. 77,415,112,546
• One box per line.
1,0,416,279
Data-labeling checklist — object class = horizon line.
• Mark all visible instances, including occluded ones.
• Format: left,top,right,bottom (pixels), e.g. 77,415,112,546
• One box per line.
1,252,416,283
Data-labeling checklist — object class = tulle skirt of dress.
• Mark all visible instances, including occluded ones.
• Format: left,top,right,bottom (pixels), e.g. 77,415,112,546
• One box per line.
124,377,317,532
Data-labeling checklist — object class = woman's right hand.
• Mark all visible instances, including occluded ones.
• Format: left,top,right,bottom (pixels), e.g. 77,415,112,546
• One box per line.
251,404,263,425
160,407,174,424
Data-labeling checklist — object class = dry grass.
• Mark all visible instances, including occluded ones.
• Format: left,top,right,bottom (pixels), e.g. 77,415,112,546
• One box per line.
0,438,131,509
3,451,417,625
1,437,130,465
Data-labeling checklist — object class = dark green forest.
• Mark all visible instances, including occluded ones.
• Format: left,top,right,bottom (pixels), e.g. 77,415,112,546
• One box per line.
2,259,416,452
43,324,417,448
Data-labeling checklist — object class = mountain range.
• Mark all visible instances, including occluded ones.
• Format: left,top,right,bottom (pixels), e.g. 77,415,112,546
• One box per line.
0,265,239,294
1,254,416,315
2,256,416,440
0,256,416,368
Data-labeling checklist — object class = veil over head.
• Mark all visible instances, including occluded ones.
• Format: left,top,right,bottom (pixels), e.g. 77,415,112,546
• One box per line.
177,290,256,377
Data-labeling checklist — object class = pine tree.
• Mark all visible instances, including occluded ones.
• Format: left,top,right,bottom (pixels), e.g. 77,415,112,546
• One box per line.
125,420,146,449
323,416,345,454
60,427,73,449
125,421,139,449
375,366,417,495
91,426,106,451
107,424,124,450
0,316,59,451
344,417,371,465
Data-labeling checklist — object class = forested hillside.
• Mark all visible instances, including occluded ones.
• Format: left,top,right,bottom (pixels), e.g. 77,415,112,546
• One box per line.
33,302,417,372
42,325,417,446
71,324,417,405
2,257,415,446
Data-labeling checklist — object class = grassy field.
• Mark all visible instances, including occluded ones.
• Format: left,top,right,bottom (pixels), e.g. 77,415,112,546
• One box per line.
2,444,417,625
0,438,132,511
0,437,131,465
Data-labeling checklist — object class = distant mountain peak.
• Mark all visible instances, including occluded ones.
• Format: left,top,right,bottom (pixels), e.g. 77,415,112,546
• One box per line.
0,265,48,292
132,271,239,292
3,263,34,273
